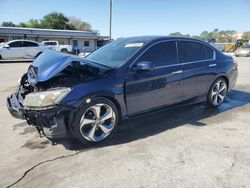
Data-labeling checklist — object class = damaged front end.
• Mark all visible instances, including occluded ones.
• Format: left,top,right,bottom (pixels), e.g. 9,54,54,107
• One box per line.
7,50,109,139
6,74,71,138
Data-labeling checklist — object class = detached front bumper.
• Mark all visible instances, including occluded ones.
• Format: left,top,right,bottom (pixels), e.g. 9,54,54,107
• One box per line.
7,91,70,139
6,91,25,119
23,107,68,139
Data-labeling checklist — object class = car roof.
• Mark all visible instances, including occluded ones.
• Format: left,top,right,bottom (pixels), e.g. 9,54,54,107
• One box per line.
7,39,39,44
119,35,208,44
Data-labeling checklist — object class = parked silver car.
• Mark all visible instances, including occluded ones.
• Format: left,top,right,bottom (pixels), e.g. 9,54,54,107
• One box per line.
235,45,250,57
0,40,47,61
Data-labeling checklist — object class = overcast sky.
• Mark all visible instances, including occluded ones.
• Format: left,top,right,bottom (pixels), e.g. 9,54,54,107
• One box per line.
0,0,249,38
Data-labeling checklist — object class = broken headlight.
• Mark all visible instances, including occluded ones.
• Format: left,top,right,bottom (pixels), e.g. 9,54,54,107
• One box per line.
23,88,71,108
27,66,38,86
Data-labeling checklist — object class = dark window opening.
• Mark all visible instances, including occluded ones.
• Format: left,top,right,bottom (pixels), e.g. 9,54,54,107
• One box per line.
9,41,22,48
23,41,38,47
137,41,178,67
204,45,214,59
84,41,90,46
180,41,213,63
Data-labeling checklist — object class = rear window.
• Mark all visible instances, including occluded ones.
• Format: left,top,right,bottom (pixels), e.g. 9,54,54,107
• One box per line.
84,41,90,46
180,41,213,63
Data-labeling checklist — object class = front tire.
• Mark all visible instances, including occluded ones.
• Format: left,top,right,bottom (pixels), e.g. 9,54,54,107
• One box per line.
207,78,228,108
71,97,119,145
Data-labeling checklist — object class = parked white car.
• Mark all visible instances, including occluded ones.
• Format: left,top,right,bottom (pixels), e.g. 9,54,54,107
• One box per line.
41,41,72,53
0,40,47,61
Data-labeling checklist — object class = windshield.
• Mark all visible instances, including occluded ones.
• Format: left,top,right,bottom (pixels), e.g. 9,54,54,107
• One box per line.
86,39,144,68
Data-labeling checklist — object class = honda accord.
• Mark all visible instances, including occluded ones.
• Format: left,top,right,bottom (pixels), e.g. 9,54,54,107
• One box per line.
7,36,238,144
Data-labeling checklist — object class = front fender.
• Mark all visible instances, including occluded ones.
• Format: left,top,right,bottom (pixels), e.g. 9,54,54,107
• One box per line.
61,80,127,118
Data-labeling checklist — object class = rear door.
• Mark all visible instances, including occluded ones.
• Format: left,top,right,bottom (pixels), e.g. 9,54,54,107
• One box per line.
126,41,183,115
179,40,216,101
23,41,40,59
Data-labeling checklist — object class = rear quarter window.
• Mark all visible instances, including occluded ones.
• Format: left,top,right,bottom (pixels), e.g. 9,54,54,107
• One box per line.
204,45,214,59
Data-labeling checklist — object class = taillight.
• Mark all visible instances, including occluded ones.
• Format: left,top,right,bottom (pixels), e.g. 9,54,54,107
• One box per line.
233,59,238,69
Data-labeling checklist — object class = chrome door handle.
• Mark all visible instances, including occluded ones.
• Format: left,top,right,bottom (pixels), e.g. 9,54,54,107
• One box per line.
208,64,217,67
172,70,183,74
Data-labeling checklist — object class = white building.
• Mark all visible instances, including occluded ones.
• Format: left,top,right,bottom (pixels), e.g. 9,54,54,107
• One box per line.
0,27,110,52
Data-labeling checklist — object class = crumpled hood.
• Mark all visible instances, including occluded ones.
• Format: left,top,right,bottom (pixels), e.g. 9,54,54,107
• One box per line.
29,50,108,83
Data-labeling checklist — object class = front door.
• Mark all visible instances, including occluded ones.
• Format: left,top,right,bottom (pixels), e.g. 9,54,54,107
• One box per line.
3,41,24,59
125,41,183,115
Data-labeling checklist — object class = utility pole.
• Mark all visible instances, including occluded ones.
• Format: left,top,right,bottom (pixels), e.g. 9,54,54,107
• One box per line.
109,0,112,39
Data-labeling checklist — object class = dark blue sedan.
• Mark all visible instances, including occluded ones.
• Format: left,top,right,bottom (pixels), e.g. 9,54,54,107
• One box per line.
7,36,238,144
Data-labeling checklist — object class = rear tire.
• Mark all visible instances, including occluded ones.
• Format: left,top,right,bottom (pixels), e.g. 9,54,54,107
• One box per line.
207,78,228,108
70,97,119,145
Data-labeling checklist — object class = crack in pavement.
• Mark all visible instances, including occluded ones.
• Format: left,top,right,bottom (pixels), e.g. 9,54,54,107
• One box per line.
6,151,80,188
228,150,238,172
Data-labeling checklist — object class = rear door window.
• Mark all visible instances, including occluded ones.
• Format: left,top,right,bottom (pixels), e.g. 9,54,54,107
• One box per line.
180,41,210,63
23,41,38,47
137,41,178,67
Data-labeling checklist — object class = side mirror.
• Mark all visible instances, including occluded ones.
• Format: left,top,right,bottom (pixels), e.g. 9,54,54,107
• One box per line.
4,44,10,48
133,61,154,72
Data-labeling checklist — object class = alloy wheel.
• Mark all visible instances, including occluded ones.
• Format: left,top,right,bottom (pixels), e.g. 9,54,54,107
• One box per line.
79,103,116,142
211,80,227,106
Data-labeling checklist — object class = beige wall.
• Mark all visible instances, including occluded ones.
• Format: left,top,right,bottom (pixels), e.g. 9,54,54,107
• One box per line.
36,37,70,45
71,39,96,51
0,35,98,52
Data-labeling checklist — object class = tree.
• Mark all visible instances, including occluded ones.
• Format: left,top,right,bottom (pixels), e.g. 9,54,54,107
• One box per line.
169,32,184,37
40,12,73,30
213,28,219,33
1,12,93,31
19,22,27,27
200,31,208,40
26,19,41,28
68,17,92,31
1,21,16,27
242,32,250,40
